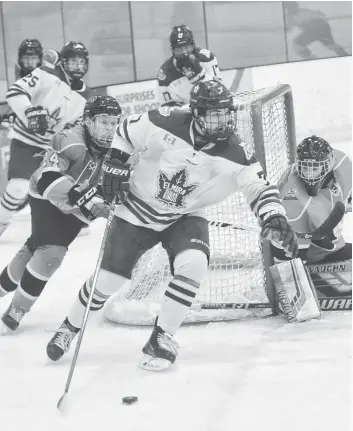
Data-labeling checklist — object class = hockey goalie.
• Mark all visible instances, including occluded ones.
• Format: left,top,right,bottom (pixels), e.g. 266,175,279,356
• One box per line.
269,136,352,322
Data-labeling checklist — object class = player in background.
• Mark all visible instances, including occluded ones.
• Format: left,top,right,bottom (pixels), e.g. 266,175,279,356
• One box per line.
0,41,90,238
271,136,351,296
285,2,349,60
157,25,222,107
0,96,122,333
46,80,298,369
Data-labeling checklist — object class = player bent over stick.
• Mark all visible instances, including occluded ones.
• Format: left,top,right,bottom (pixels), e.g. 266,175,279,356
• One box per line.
0,96,122,333
47,80,298,371
271,135,352,300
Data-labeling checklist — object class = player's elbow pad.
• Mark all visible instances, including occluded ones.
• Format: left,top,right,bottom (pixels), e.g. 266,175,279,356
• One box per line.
37,171,63,196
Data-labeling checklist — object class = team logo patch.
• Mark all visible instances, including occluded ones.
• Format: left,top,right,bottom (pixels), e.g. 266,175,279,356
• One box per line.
239,140,254,161
155,168,199,209
46,107,62,130
163,133,176,146
157,69,166,81
284,188,298,200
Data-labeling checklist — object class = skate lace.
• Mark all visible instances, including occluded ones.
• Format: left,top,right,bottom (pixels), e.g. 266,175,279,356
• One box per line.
8,306,25,323
53,325,76,352
157,332,179,356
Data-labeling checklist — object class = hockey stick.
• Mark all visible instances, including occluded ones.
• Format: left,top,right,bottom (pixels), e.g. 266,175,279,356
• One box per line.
194,296,351,311
208,201,345,240
57,196,117,411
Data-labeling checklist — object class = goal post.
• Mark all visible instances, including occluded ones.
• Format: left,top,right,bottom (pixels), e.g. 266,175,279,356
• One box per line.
104,84,297,325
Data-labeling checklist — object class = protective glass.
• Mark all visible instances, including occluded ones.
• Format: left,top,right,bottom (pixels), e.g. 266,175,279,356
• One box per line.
87,114,119,148
20,55,40,70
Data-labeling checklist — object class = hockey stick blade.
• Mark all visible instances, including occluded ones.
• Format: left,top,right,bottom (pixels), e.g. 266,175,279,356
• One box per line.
57,391,68,412
196,296,351,311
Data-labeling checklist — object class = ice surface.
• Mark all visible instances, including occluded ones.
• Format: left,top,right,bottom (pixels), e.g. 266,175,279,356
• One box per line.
0,142,351,431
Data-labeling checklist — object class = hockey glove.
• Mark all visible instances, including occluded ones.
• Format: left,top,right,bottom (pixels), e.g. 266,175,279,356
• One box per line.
175,54,206,84
262,214,298,258
25,106,48,136
68,182,107,221
101,158,131,204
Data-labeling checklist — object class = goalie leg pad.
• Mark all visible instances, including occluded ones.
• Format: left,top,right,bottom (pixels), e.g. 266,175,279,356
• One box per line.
270,258,321,323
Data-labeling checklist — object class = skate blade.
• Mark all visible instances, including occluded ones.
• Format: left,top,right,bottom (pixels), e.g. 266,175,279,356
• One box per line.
137,354,172,371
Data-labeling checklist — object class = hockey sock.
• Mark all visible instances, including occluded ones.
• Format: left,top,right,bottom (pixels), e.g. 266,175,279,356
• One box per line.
158,274,200,335
67,278,111,328
0,178,29,226
11,267,48,311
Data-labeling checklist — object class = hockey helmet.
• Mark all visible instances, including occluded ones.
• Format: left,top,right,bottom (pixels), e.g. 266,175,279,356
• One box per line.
60,41,89,79
190,80,236,140
84,96,122,151
18,38,43,73
170,25,195,58
296,135,335,196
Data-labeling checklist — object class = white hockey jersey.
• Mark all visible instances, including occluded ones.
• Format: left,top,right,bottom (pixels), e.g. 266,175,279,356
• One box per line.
157,48,221,106
6,65,90,149
111,107,285,232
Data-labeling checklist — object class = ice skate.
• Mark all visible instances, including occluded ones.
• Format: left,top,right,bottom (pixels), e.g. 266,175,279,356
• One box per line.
0,303,26,333
46,318,79,361
138,325,179,371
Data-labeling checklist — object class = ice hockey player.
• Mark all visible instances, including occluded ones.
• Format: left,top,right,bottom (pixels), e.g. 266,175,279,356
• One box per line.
1,39,60,127
46,80,298,369
157,25,222,107
0,41,91,238
270,135,352,298
0,95,122,333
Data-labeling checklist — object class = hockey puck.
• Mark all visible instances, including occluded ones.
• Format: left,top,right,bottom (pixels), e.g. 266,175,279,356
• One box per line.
122,396,138,405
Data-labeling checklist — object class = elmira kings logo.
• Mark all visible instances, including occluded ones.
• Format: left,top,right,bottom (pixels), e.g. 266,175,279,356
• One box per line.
155,168,199,209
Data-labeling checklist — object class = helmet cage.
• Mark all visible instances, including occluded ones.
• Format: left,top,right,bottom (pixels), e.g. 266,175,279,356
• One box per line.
18,39,43,72
193,106,236,140
170,25,195,58
20,55,41,71
296,157,334,185
85,114,119,149
63,57,88,79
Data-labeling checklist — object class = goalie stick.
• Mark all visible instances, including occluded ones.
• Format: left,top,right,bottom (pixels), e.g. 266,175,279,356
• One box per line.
208,201,345,240
193,296,351,311
57,196,117,411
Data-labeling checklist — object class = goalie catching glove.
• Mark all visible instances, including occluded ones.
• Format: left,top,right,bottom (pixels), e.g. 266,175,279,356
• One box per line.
25,106,48,136
175,54,206,84
101,158,131,204
262,214,298,258
68,182,108,221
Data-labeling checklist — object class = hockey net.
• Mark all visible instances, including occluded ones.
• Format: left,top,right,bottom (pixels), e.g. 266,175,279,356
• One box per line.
104,84,296,325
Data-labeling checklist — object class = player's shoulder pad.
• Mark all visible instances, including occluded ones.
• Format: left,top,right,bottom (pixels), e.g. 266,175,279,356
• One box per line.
148,107,193,145
194,47,215,63
202,134,256,165
52,126,87,160
157,57,183,85
38,64,61,79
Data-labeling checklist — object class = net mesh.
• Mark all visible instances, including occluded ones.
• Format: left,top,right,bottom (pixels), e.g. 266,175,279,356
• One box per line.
104,85,295,325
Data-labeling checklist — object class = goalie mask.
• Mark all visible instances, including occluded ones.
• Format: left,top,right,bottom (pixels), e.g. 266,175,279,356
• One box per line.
190,80,236,141
18,39,43,76
60,41,89,80
170,25,195,58
296,136,334,196
84,96,122,152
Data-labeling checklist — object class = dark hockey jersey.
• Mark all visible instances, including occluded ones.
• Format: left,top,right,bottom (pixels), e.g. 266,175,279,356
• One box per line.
29,125,108,222
157,48,221,105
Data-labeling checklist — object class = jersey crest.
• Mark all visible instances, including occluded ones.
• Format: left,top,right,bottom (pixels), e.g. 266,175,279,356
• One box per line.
46,107,62,130
155,168,199,209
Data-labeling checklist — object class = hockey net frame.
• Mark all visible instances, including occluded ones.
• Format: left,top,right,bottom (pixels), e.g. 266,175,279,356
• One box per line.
104,84,296,325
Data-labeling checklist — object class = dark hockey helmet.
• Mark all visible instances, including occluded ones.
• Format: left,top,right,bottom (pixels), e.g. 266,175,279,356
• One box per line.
190,80,236,140
84,96,122,151
18,38,43,73
60,41,89,79
170,25,195,58
296,135,335,196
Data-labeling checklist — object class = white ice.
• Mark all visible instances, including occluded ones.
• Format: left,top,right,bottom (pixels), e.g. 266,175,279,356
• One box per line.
0,141,351,431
